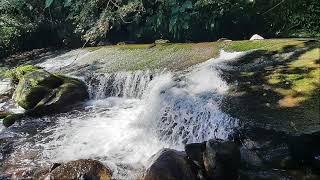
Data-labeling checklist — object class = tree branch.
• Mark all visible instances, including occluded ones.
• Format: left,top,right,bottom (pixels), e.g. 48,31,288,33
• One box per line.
262,0,286,15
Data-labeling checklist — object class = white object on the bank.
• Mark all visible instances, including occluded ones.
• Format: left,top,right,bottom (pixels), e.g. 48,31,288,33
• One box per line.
250,34,264,40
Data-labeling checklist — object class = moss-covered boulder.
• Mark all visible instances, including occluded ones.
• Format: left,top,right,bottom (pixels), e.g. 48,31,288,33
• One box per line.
2,113,25,127
14,69,63,109
13,68,89,117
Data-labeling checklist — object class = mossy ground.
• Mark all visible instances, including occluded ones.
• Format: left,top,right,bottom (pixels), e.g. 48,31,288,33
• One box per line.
78,39,316,73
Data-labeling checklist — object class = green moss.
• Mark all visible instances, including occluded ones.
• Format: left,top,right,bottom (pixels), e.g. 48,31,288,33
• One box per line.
117,44,154,50
0,67,9,79
224,39,308,52
4,65,40,83
76,39,317,75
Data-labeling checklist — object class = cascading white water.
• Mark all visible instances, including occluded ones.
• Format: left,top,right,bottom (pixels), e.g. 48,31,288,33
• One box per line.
85,70,158,99
1,50,246,179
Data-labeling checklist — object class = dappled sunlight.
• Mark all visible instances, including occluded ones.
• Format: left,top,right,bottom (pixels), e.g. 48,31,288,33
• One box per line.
266,47,320,107
222,39,320,133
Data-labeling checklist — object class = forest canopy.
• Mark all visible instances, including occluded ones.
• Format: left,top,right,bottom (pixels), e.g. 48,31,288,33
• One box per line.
1,0,319,57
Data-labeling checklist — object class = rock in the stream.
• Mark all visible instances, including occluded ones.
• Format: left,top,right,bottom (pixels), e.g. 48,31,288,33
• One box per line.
33,159,112,180
14,69,63,109
143,148,197,180
204,139,241,180
2,113,25,127
30,75,89,115
185,139,241,180
13,69,88,115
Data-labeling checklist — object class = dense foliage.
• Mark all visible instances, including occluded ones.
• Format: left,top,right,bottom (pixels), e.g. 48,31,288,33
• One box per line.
1,0,319,58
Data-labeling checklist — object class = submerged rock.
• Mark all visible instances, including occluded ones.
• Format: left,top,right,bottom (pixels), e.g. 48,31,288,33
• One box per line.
143,148,197,180
249,34,264,40
33,159,112,180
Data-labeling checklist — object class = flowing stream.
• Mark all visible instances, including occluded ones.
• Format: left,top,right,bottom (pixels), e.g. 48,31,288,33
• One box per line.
0,50,245,179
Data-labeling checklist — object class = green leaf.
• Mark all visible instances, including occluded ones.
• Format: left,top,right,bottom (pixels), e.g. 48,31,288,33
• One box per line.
64,0,72,7
180,7,186,13
183,1,193,9
183,22,189,30
45,0,54,8
171,7,180,14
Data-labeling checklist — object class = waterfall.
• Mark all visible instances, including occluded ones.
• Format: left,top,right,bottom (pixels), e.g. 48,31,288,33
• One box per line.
1,50,246,179
85,70,157,99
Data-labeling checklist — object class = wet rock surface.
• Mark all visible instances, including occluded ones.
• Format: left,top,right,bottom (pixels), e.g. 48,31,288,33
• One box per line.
144,140,241,180
33,159,112,180
144,134,320,180
236,127,320,179
185,139,241,180
143,149,197,180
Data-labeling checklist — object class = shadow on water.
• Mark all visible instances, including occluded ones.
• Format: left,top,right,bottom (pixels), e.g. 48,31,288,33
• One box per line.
222,40,320,135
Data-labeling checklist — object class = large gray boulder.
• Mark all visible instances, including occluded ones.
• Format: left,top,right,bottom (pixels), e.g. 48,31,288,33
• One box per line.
143,148,197,180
